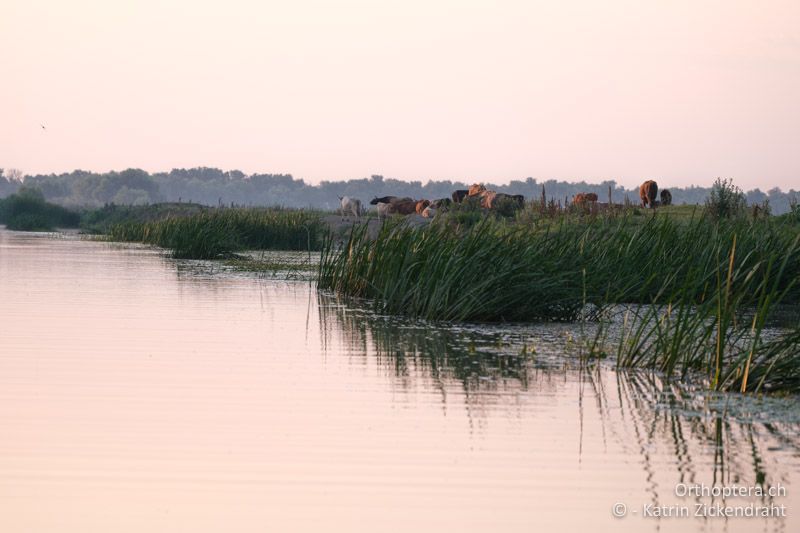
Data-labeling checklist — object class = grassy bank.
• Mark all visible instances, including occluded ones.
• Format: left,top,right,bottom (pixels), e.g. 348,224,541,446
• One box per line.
80,202,207,234
319,215,800,392
108,208,328,258
320,215,800,318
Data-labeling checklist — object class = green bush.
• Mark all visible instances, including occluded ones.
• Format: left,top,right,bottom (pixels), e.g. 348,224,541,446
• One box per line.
6,213,54,231
705,178,747,219
492,196,523,218
0,191,80,230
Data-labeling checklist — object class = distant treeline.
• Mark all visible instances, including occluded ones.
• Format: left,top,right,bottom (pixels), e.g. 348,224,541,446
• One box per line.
1,167,797,214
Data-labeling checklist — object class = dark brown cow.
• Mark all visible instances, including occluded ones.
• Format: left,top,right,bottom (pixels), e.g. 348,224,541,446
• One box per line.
487,193,524,210
451,190,468,203
660,189,672,206
639,180,658,208
389,198,417,215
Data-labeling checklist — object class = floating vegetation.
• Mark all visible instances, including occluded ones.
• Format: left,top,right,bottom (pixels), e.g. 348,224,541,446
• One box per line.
224,251,319,281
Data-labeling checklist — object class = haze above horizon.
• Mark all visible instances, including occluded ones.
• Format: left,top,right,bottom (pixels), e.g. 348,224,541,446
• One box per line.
2,0,798,190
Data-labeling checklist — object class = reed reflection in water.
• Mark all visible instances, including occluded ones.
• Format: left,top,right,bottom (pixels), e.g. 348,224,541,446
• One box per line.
319,294,800,531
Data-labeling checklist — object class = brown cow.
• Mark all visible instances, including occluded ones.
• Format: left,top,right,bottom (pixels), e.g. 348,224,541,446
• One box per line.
573,192,598,206
468,183,487,197
389,198,417,215
415,199,431,215
465,185,523,210
660,189,672,206
640,180,658,208
479,191,497,209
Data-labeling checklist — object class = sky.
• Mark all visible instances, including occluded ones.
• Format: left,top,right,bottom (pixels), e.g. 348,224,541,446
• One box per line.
1,0,798,190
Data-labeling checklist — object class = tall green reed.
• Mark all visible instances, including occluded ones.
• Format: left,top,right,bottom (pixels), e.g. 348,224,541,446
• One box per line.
318,214,800,392
109,208,327,259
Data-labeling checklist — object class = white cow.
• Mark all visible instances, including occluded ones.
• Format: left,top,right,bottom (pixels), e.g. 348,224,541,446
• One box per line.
338,196,361,220
376,202,392,219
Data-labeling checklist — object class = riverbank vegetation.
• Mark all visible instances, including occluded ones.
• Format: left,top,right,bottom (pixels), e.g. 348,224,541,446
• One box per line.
318,213,800,393
107,208,328,259
79,202,207,234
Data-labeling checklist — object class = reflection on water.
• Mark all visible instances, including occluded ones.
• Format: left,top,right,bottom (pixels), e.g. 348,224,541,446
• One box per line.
0,229,798,532
320,291,800,530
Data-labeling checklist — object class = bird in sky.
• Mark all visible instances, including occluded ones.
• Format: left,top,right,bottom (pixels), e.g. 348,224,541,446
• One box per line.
40,124,46,130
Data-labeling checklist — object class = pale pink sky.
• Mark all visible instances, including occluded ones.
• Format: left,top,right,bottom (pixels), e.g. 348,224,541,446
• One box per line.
2,0,798,189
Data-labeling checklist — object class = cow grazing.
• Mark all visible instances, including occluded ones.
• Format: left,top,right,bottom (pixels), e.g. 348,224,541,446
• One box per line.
415,199,431,215
375,196,416,219
573,192,598,206
511,194,525,208
660,189,672,206
639,180,659,208
338,196,361,219
388,197,417,215
451,190,468,203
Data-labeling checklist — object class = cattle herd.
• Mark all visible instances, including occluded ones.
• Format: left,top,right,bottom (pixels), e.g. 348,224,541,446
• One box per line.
339,180,672,220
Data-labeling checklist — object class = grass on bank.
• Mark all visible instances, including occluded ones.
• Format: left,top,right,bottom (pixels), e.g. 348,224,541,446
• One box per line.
108,208,328,259
318,214,800,393
80,202,207,234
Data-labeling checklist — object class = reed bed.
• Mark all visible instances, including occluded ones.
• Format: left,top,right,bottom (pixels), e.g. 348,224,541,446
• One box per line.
318,215,800,392
109,208,327,259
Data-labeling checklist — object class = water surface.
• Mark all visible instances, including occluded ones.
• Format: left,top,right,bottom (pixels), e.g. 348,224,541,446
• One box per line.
0,228,798,532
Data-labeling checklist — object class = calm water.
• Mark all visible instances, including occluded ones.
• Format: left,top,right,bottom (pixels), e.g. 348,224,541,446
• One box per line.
1,228,798,532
